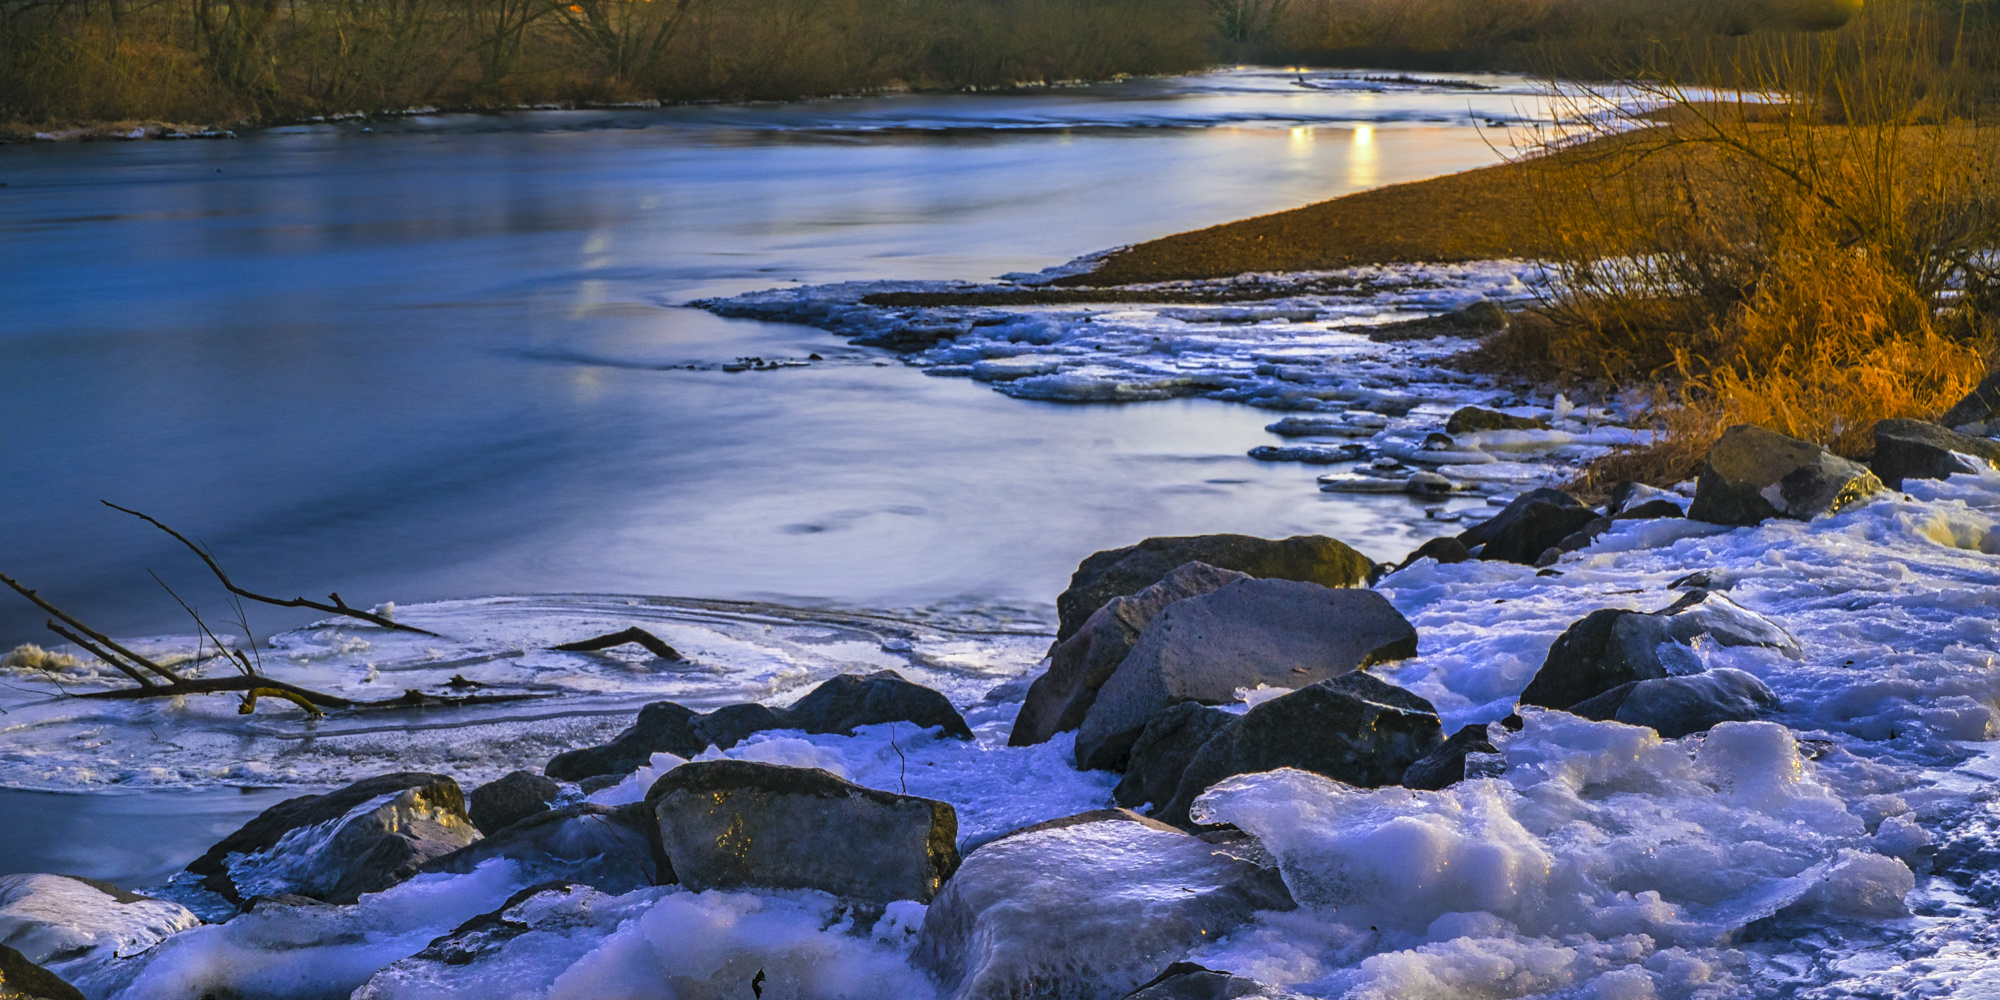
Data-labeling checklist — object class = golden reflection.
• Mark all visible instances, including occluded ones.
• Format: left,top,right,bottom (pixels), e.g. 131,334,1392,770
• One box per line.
1349,124,1379,190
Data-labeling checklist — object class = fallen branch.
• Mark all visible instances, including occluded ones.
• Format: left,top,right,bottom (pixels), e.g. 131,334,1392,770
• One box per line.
4,570,552,718
1,572,183,684
102,502,440,637
553,626,682,660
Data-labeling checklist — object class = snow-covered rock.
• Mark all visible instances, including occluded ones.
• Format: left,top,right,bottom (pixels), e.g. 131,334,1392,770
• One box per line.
913,810,1293,1000
0,874,198,966
188,773,478,905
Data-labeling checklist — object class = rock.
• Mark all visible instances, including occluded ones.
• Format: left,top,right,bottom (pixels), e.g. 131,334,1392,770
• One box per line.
551,673,974,782
1614,498,1685,520
1246,444,1366,464
1518,590,1800,711
1936,370,2000,430
1403,470,1456,496
1113,702,1241,814
1156,674,1442,827
647,760,958,904
1870,418,2000,489
1394,536,1473,570
0,875,198,968
1013,562,1249,748
1687,424,1882,525
1074,579,1419,771
1567,668,1780,737
0,944,85,1000
1401,723,1499,791
1481,500,1602,565
786,669,974,740
1055,534,1373,642
1445,406,1550,435
912,811,1292,1000
1607,480,1684,515
1363,300,1510,343
1421,432,1456,450
187,772,478,904
545,702,707,782
467,770,561,836
1456,487,1581,550
1126,962,1282,1000
1536,515,1615,566
352,882,626,999
419,803,668,893
690,702,792,750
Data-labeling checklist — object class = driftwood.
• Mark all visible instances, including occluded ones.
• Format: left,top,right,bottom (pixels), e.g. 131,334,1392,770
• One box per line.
102,502,440,637
553,626,683,660
2,572,550,720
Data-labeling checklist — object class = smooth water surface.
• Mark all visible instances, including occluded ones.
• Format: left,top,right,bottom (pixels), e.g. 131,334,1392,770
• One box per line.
0,69,1551,644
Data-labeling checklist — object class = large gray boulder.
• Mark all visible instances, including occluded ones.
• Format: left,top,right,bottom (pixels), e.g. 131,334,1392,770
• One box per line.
1055,534,1372,642
0,943,85,1000
1687,424,1882,525
1400,723,1499,791
1074,579,1418,771
1871,418,2000,489
468,770,562,836
1012,562,1248,748
1157,675,1442,827
0,875,198,968
1517,590,1800,712
1113,702,1241,815
186,772,479,904
786,669,974,739
1566,668,1780,738
647,760,958,903
913,810,1292,1000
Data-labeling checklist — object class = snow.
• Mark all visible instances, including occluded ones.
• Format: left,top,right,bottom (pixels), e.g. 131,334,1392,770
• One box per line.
13,311,2000,998
693,261,1685,501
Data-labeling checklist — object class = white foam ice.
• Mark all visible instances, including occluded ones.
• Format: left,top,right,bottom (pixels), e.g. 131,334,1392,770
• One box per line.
695,260,1671,501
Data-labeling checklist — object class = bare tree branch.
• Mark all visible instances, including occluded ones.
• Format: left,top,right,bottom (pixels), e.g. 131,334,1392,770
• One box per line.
102,502,440,637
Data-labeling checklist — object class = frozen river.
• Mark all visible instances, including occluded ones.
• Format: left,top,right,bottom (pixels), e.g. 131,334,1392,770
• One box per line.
0,68,1554,644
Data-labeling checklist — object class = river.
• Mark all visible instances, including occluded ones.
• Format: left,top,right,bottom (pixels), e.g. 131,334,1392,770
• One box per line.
0,68,1563,886
0,68,1555,645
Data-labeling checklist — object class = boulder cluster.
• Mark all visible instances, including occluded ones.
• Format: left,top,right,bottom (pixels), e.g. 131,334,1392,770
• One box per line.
5,400,1988,1000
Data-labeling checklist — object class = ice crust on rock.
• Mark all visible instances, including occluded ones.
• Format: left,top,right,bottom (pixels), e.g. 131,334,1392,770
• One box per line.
0,874,199,967
913,812,1293,1000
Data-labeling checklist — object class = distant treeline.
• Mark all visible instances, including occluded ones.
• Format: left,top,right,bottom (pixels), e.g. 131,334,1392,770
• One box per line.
0,0,1925,125
0,0,1214,123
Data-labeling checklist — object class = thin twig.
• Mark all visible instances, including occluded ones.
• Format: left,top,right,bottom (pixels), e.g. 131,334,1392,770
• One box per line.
102,502,440,637
149,569,257,678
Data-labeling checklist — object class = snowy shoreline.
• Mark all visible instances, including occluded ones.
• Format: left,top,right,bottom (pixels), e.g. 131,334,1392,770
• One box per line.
8,265,2000,998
